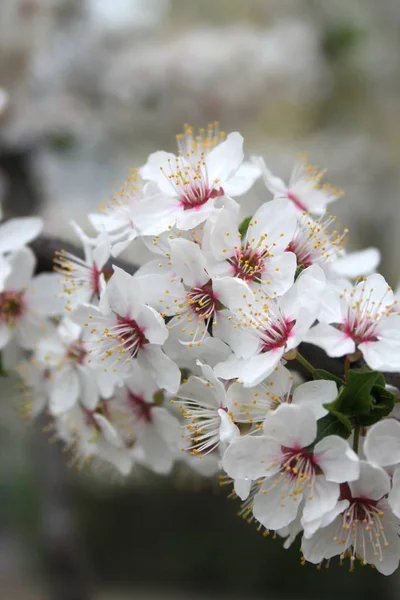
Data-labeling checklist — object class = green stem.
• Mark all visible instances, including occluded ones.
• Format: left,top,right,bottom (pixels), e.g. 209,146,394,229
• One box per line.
296,352,315,376
353,424,360,453
344,355,351,378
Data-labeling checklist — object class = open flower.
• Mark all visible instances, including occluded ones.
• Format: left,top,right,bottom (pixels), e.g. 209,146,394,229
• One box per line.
54,223,110,311
173,361,239,456
0,247,63,350
56,403,132,475
307,274,400,370
138,123,258,233
254,155,342,214
301,461,400,575
222,404,360,532
89,170,156,256
76,267,181,394
203,199,297,297
34,319,107,416
108,364,181,475
214,265,325,386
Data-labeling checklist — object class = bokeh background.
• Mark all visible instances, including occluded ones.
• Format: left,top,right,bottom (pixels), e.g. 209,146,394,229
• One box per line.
1,1,400,598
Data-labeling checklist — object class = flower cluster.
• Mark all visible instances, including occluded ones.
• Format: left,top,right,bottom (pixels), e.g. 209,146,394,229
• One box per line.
3,124,400,574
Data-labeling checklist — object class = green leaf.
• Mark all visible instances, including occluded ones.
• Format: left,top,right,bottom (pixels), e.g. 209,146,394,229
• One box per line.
238,216,252,238
315,412,352,444
313,369,344,386
358,385,396,426
325,369,384,416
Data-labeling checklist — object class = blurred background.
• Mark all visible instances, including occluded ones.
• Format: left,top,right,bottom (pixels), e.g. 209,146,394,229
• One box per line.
1,0,400,598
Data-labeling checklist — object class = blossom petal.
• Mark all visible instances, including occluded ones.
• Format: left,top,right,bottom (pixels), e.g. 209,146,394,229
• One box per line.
169,238,209,287
263,404,316,449
302,477,339,528
222,161,260,197
364,419,400,467
314,435,360,483
222,436,281,480
253,476,302,530
0,217,43,253
306,323,356,357
137,345,180,394
292,380,337,419
5,247,36,290
349,461,390,500
205,132,244,184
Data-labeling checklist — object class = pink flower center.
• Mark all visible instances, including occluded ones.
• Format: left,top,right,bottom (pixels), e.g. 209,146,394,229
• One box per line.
180,184,223,210
114,314,147,358
286,190,307,212
340,315,378,345
286,239,314,268
0,290,25,326
186,281,219,321
260,317,296,352
127,391,153,423
279,446,322,482
230,245,265,283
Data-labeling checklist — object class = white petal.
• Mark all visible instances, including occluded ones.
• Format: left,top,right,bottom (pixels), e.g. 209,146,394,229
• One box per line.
302,500,349,539
137,425,174,474
302,477,339,527
212,277,254,314
301,518,344,563
0,217,42,253
388,467,400,519
249,198,297,254
152,406,181,451
253,476,302,530
353,273,393,312
306,323,356,357
364,419,400,467
222,161,260,197
314,436,360,482
349,461,390,500
262,404,316,448
49,368,80,415
293,264,326,313
0,255,11,291
205,132,244,184
360,338,400,372
5,247,35,290
77,366,99,411
261,252,296,297
169,238,209,287
214,351,283,387
137,305,168,345
332,247,381,278
218,409,240,444
94,414,124,448
222,435,281,481
292,380,338,419
137,345,180,394
139,150,178,194
252,156,286,196
26,273,65,316
233,478,252,501
175,202,217,231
